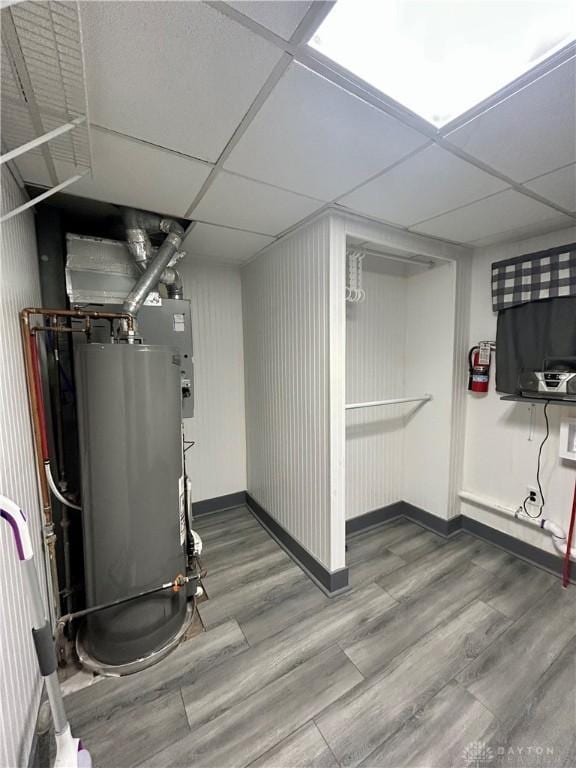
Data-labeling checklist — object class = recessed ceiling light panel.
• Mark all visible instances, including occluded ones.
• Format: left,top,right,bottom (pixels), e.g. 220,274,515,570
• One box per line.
309,0,576,127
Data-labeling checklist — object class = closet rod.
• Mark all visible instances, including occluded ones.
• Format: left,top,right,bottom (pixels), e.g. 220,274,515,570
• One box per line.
345,395,432,410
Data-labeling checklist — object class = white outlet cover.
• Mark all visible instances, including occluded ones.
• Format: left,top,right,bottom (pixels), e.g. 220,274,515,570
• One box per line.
559,418,576,462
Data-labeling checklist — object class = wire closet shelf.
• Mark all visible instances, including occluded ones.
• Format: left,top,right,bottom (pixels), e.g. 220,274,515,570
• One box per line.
1,0,92,222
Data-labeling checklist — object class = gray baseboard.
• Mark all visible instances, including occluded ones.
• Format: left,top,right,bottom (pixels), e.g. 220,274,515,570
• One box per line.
192,491,247,516
461,516,570,580
245,493,349,595
400,502,463,537
346,500,460,538
346,502,405,535
196,494,571,586
346,499,570,581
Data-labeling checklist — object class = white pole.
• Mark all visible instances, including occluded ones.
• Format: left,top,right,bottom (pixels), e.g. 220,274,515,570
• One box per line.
345,395,432,410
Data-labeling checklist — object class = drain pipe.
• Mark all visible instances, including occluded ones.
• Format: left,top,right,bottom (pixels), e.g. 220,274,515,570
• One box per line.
123,219,185,317
458,490,576,561
121,208,185,305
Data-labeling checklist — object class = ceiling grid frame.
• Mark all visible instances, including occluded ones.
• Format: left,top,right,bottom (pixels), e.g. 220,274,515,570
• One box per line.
182,0,335,221
4,0,573,255
202,1,576,229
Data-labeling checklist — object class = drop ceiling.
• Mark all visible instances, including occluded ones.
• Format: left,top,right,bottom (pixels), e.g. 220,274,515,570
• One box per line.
5,0,576,262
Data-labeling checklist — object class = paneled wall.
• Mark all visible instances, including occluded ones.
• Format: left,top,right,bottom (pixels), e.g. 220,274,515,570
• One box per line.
180,259,247,503
0,171,44,767
345,266,407,518
461,226,576,555
243,216,344,571
403,262,457,518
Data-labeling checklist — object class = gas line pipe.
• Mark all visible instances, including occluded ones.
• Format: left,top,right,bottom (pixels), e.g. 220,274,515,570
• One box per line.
56,574,192,631
20,308,135,620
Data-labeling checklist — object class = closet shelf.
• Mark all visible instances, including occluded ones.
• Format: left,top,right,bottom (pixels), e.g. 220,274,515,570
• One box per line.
345,395,432,410
500,395,576,406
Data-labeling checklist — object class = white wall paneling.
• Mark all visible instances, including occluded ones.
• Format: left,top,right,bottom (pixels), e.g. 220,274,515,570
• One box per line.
403,262,457,518
180,259,247,504
0,169,45,768
337,209,468,263
343,253,458,522
461,226,576,556
243,215,341,570
446,255,473,520
345,265,407,519
328,215,346,567
336,213,460,522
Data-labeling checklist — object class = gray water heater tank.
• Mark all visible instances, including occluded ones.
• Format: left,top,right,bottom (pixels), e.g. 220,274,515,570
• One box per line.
75,343,187,668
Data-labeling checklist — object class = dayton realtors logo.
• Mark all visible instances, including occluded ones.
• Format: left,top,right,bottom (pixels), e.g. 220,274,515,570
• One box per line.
463,742,495,767
463,741,555,766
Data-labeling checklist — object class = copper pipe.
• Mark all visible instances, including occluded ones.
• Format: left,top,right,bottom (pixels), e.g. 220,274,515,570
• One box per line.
20,312,51,519
19,307,135,619
20,311,60,619
31,325,84,334
21,307,135,331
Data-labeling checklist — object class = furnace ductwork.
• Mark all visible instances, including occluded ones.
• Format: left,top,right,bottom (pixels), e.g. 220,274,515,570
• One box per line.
120,207,186,315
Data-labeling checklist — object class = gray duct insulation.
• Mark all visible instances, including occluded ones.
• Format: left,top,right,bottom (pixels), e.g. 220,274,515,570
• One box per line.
121,208,185,315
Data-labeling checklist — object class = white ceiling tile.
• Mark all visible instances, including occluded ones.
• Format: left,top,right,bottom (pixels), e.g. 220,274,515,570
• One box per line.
468,214,574,248
191,171,324,235
445,59,576,182
226,1,312,39
224,62,428,201
411,189,565,243
80,1,282,162
340,145,507,225
182,223,274,263
16,129,211,217
524,164,576,212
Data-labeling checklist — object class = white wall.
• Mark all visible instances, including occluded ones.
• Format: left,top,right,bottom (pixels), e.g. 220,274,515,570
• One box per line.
461,226,576,555
344,259,457,521
345,266,407,518
0,171,45,767
404,262,457,518
243,216,345,571
180,259,247,503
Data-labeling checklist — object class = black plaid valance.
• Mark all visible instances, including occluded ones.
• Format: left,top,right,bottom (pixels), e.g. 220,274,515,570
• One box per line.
491,242,576,312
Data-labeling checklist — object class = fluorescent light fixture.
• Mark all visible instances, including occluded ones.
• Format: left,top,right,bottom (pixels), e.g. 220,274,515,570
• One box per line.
309,0,576,127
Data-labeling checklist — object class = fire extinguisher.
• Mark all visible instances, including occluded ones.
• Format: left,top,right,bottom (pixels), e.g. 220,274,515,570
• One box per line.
468,341,494,393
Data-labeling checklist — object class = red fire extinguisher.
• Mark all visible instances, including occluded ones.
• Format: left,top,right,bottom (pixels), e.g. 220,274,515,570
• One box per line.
468,341,494,393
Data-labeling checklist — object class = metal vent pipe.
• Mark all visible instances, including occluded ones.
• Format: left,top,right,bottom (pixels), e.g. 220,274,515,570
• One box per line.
123,226,184,316
120,208,185,314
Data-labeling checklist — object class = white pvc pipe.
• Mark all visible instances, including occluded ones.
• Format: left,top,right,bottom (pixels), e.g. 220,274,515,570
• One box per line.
458,490,576,561
45,462,81,511
542,519,576,561
345,395,432,410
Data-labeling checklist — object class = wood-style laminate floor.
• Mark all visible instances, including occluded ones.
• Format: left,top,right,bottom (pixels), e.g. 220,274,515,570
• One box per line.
64,506,576,768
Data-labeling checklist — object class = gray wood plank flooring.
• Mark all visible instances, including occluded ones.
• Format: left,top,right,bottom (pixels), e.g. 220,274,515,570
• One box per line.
64,506,576,768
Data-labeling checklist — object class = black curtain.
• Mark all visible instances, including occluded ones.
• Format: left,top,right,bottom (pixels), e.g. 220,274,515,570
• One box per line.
496,296,576,393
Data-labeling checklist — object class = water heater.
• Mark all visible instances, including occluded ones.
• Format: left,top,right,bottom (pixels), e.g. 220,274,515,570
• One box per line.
74,343,188,671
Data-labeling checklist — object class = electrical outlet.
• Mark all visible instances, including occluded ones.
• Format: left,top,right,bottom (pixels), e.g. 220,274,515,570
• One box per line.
526,486,541,506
